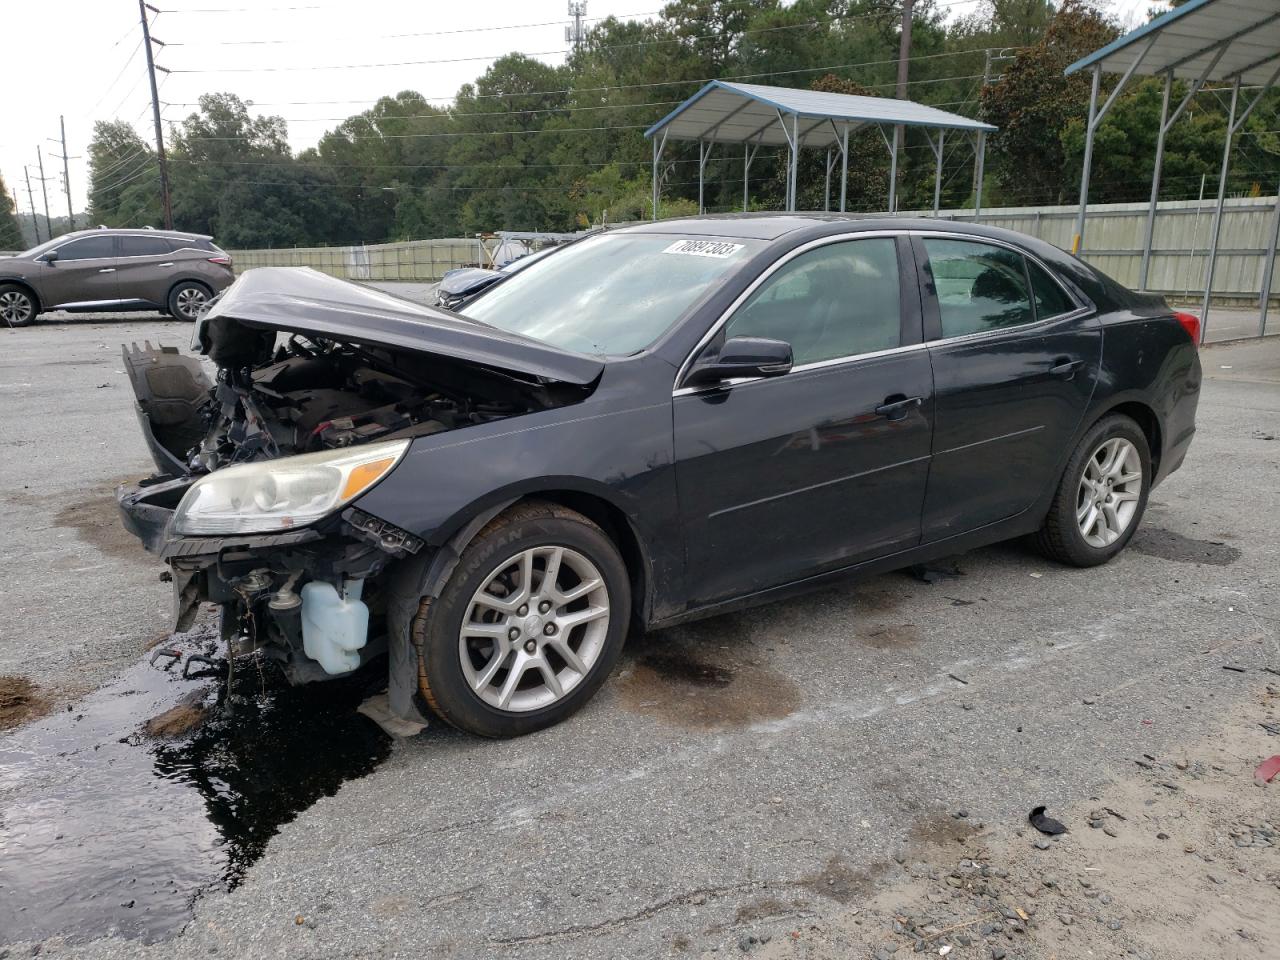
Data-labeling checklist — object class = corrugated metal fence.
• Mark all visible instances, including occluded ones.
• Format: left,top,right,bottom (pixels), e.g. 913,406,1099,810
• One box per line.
225,237,481,282
901,195,1278,304
7,196,1275,302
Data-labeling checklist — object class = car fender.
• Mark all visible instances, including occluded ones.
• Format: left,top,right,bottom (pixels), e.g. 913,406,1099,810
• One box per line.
0,275,42,312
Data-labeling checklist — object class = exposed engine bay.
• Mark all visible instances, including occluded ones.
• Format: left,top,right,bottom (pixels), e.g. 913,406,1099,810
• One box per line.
127,334,581,476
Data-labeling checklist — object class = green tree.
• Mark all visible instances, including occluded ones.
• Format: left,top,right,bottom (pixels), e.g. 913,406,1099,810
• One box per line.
979,0,1120,205
86,120,159,226
0,172,22,249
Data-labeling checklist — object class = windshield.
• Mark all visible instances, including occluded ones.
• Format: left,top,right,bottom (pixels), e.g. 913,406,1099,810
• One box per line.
461,233,762,355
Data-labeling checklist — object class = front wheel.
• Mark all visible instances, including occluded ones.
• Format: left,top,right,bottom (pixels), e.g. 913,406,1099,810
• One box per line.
1035,414,1151,567
413,502,631,737
0,284,37,327
167,281,211,322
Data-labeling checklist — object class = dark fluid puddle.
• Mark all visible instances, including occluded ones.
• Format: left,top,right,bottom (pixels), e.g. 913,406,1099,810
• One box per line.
0,633,391,945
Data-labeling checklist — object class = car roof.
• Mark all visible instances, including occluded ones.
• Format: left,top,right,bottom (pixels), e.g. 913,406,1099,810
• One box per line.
53,228,213,242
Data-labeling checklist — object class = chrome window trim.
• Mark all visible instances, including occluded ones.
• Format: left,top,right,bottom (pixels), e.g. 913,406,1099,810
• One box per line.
672,229,906,395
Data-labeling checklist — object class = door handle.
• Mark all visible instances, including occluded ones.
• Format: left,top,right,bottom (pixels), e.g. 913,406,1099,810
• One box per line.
1049,357,1083,379
158,262,174,267
875,395,922,421
97,267,116,273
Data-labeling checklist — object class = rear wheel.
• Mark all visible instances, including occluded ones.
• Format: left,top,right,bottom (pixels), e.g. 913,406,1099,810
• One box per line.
167,281,211,322
0,285,37,326
413,502,630,737
1035,414,1150,567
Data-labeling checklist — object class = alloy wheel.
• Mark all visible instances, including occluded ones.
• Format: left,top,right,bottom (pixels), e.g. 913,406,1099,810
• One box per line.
459,545,610,712
0,290,33,326
1076,436,1142,548
174,287,208,320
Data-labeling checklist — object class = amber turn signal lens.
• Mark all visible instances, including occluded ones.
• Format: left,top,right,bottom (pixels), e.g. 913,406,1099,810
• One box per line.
339,456,397,501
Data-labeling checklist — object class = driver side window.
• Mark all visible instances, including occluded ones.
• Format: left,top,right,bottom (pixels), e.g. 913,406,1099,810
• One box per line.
725,238,902,367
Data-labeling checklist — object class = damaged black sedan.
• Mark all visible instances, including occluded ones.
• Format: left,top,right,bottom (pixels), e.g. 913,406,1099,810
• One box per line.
118,216,1201,737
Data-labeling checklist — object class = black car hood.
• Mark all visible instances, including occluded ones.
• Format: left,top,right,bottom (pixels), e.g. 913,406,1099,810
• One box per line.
196,267,603,385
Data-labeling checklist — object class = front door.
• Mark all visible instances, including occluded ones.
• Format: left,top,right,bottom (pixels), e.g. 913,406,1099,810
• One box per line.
915,236,1102,541
36,234,119,308
673,235,934,608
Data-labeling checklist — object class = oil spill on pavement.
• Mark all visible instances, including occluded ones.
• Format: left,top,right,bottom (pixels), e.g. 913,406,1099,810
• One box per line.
53,479,150,562
616,640,800,729
0,633,391,946
1128,526,1242,566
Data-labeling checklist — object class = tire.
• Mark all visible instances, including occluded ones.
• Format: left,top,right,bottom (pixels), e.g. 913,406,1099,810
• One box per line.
413,501,631,738
167,281,212,322
0,284,38,327
1035,413,1151,567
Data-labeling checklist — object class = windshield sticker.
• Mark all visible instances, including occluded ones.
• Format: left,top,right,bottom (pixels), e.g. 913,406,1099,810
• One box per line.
662,239,745,259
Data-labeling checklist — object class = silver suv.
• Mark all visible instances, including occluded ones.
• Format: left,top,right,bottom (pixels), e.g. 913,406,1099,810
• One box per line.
0,228,234,326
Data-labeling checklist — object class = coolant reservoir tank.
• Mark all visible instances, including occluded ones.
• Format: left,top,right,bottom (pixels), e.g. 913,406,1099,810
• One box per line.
300,580,369,675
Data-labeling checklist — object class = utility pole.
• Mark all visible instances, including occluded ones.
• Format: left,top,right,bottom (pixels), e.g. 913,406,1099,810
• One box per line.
892,0,914,214
566,1,587,50
50,116,76,232
35,152,53,240
23,169,42,244
973,48,992,202
139,0,173,229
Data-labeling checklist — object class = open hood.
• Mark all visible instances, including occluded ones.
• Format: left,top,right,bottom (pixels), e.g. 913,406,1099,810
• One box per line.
195,267,604,386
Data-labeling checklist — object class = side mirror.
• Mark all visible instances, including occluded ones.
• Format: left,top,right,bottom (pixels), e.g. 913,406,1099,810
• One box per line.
42,249,58,263
685,335,793,387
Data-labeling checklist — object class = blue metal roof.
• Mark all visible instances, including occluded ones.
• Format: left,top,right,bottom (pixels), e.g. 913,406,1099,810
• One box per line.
1065,0,1280,85
645,80,993,148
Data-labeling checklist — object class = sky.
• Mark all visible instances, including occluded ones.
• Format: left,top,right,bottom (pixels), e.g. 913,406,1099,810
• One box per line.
1,0,1161,222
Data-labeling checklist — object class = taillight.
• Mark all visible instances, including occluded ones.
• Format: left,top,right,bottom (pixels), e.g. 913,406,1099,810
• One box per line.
207,255,232,267
1173,310,1200,346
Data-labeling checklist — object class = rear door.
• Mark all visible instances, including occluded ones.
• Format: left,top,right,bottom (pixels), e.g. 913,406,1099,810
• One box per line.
673,235,935,607
36,234,119,308
116,234,179,308
915,235,1101,541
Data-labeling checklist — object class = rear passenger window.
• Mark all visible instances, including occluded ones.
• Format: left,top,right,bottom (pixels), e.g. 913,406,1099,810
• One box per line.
1028,259,1076,319
119,235,172,257
726,238,901,366
923,238,1034,338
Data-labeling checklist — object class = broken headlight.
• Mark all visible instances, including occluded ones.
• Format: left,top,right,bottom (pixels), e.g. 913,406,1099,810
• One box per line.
171,439,410,535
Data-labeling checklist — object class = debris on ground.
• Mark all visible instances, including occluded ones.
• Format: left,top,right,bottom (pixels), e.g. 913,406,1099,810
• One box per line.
357,692,427,738
1028,806,1068,836
0,674,53,731
141,689,209,738
745,687,1280,960
1254,754,1280,785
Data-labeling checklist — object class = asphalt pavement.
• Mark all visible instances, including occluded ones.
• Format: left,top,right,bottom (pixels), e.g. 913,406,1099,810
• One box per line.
1,311,1277,959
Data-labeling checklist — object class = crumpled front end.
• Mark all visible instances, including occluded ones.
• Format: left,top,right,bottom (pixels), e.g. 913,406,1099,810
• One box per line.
115,268,599,719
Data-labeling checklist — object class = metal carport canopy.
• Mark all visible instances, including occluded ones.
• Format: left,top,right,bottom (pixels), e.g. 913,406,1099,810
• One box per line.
644,80,994,147
644,80,995,217
1064,0,1280,87
1065,0,1280,341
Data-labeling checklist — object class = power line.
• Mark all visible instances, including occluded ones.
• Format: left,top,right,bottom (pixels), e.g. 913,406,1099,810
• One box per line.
164,7,668,43
162,47,1013,113
168,11,978,74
